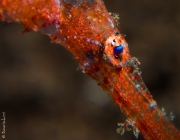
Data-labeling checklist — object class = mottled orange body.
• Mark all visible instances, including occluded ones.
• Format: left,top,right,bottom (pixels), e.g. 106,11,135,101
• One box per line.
0,0,180,139
0,0,62,30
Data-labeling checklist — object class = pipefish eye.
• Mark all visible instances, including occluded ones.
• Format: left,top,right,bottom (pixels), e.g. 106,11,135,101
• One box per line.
113,44,123,58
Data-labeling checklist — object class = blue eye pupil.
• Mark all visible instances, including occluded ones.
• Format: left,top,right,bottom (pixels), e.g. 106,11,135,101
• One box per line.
113,45,123,58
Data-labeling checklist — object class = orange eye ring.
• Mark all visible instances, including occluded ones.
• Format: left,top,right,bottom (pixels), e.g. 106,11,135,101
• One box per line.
103,33,129,67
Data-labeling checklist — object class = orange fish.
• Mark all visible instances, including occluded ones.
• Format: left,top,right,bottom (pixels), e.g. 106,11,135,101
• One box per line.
0,0,180,139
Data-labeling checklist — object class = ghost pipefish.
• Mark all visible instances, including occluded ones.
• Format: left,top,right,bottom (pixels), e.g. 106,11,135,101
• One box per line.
0,0,180,139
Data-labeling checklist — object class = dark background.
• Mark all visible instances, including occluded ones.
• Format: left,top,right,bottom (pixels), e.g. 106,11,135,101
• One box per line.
0,0,180,139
